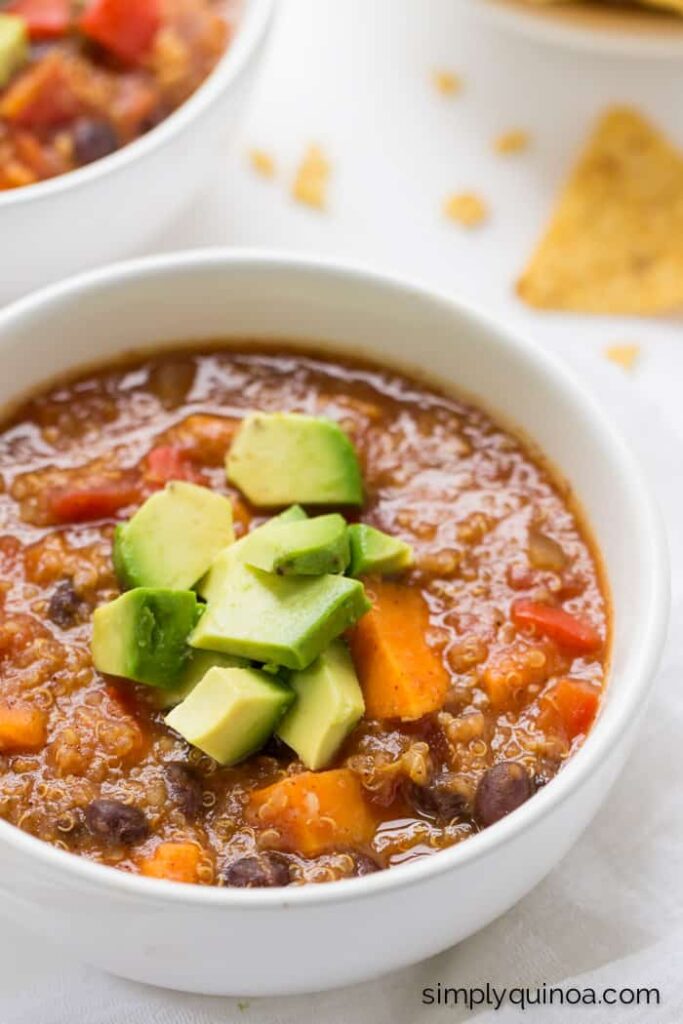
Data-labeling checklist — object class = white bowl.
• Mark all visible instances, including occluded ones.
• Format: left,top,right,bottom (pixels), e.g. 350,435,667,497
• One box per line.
0,252,669,996
0,1,274,305
463,0,683,57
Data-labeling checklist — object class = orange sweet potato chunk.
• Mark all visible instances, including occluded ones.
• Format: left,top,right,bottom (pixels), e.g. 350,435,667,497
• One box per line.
140,842,202,883
347,580,449,720
247,769,376,856
0,703,47,752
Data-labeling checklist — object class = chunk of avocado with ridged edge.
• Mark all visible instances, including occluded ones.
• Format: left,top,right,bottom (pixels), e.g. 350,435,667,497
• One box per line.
91,588,202,687
165,666,295,766
276,640,365,770
226,413,363,507
244,513,350,576
347,523,414,577
114,482,234,591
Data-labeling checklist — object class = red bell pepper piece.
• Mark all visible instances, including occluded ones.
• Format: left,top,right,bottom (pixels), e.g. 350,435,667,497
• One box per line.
45,481,141,523
540,678,600,741
7,0,71,40
144,446,203,487
79,0,161,64
511,599,602,655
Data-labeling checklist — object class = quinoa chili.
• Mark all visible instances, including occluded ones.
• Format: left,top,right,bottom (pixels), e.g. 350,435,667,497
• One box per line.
0,0,238,190
0,346,609,887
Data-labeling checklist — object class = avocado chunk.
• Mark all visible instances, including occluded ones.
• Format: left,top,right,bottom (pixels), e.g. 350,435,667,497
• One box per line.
276,640,365,770
165,666,294,765
114,482,234,591
91,588,201,687
0,15,27,89
244,513,350,576
151,649,249,709
348,524,414,577
226,413,363,507
190,556,371,670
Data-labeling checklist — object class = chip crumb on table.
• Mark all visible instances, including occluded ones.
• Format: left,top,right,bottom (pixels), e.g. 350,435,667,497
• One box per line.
292,144,331,210
517,106,683,315
248,148,276,178
432,69,462,96
443,192,489,228
604,344,641,371
494,129,531,155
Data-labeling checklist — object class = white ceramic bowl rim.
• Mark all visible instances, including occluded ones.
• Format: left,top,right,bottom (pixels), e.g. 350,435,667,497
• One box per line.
0,251,669,910
0,0,275,210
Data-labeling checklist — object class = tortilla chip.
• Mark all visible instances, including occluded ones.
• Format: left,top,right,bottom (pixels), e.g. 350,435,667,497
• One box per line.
517,107,683,314
604,343,640,370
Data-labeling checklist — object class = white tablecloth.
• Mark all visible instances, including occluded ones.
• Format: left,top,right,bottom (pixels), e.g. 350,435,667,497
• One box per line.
2,2,682,1020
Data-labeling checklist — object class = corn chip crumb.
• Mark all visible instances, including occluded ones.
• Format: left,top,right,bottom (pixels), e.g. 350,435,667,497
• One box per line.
248,148,276,178
494,129,531,155
433,70,462,97
292,144,330,210
444,192,488,228
604,344,640,371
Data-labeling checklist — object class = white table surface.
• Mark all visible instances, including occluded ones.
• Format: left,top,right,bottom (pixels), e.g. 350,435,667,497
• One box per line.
2,2,683,1020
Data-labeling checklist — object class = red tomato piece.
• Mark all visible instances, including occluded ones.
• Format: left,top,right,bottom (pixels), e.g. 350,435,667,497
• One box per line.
540,678,600,741
79,0,161,63
511,599,602,655
7,0,71,39
45,481,141,523
0,53,81,128
144,446,202,487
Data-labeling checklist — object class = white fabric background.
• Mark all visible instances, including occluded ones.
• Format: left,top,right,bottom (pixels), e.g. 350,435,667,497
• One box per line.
1,2,682,1020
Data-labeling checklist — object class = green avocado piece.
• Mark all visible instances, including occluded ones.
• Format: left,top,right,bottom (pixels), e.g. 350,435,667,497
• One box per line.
165,666,294,765
91,588,201,688
0,15,28,89
276,640,365,770
244,513,350,576
226,413,363,507
348,524,414,577
150,649,249,709
190,556,371,670
114,482,234,592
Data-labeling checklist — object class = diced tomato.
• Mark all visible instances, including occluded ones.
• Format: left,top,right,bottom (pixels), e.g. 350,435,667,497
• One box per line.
79,0,161,64
144,446,203,487
511,599,602,655
45,481,141,523
540,678,600,741
0,53,81,128
7,0,71,39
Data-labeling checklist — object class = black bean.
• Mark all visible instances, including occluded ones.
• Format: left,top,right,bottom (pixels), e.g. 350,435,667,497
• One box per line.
351,852,381,876
222,853,292,888
72,118,119,166
85,799,149,846
474,762,532,828
407,774,469,823
165,761,203,819
47,578,82,630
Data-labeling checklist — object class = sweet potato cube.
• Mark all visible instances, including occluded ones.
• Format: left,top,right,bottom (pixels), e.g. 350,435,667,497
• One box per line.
247,769,376,856
346,580,449,720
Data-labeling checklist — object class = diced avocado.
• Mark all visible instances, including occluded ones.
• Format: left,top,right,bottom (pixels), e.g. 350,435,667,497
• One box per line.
165,666,294,765
0,15,28,89
348,524,414,577
197,505,307,603
244,513,350,576
114,482,234,591
276,640,365,770
190,558,371,670
226,413,363,507
91,588,201,687
151,649,249,709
